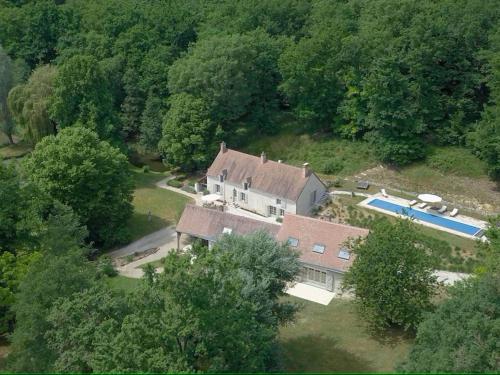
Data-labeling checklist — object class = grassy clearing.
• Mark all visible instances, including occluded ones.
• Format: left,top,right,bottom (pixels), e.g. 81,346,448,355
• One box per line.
243,127,498,214
243,129,377,177
125,167,193,243
279,296,412,372
106,275,142,293
0,142,31,159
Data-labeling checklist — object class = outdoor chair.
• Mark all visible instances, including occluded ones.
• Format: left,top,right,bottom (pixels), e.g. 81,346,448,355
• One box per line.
381,188,388,197
409,199,418,206
449,208,458,217
438,205,447,214
417,202,427,209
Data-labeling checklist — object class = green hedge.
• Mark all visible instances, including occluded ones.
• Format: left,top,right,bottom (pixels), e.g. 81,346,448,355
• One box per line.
167,179,183,188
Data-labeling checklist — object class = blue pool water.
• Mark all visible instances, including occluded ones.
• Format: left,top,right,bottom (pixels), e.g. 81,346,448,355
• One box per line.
367,199,481,236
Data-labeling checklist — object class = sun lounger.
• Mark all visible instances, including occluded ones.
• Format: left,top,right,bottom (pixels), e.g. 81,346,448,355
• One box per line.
438,205,447,214
381,188,388,197
409,200,418,206
449,208,458,217
418,202,427,209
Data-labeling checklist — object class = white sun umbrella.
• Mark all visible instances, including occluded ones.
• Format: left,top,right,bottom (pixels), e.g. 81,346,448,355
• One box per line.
201,193,221,203
417,193,442,204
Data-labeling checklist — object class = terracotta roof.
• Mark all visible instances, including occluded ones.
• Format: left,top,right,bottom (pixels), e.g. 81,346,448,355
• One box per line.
176,205,280,241
207,148,319,201
276,214,369,272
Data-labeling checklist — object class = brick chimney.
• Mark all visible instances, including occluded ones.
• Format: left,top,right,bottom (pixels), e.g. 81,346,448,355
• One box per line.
302,162,310,178
220,141,227,153
261,151,267,164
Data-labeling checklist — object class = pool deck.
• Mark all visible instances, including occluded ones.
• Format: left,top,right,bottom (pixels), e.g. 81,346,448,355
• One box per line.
358,194,488,240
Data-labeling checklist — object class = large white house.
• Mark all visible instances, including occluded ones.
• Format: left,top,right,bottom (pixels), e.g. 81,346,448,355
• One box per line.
206,142,327,218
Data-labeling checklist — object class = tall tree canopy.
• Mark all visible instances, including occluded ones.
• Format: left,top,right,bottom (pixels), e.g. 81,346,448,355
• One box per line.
168,30,283,130
23,126,133,247
29,232,299,372
399,273,500,372
343,219,438,331
159,93,221,171
49,54,118,141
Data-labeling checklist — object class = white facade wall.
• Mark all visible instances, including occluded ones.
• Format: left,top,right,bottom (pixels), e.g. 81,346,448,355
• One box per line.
298,261,346,293
207,175,297,217
296,174,327,216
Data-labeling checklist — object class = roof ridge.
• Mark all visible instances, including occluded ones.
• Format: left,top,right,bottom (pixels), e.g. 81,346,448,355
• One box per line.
225,148,305,173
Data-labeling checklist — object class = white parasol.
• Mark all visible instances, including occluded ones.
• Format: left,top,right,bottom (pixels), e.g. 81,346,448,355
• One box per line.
201,193,221,203
417,193,442,204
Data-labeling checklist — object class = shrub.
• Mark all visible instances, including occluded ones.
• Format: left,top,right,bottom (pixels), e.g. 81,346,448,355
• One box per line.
142,165,150,173
181,185,196,194
319,158,343,174
167,179,183,188
333,178,342,187
97,256,117,277
276,217,283,223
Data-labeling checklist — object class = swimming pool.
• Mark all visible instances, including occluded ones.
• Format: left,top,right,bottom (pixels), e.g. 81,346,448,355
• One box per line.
367,198,482,236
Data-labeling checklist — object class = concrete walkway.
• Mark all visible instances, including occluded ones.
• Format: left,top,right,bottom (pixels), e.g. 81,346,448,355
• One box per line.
109,227,180,278
155,176,202,205
286,282,336,305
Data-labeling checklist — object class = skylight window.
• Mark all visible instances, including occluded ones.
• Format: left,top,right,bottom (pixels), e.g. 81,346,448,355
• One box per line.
287,237,299,247
312,244,325,254
338,248,350,260
222,227,232,234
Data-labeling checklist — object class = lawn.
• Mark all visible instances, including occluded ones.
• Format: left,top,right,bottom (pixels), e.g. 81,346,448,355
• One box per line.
279,297,412,372
0,141,31,159
106,275,142,293
124,167,193,243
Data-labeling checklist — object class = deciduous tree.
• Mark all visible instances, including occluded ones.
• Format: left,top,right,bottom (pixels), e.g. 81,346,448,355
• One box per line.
399,273,500,372
23,126,133,247
343,219,438,331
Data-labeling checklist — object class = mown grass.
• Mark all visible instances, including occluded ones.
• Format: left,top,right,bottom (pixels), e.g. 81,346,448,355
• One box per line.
106,275,142,293
125,167,193,243
279,296,412,372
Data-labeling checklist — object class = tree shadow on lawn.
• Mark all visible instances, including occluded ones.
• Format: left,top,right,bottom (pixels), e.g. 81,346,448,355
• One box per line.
369,325,414,348
280,334,375,372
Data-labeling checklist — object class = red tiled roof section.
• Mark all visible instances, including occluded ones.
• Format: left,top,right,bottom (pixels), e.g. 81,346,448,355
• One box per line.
206,148,312,201
176,205,280,240
276,214,369,272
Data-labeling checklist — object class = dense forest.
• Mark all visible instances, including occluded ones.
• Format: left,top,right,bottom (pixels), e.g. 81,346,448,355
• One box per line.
1,0,500,373
0,0,499,178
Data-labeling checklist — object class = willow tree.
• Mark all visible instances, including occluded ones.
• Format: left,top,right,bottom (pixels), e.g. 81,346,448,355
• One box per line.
0,46,15,144
8,65,57,145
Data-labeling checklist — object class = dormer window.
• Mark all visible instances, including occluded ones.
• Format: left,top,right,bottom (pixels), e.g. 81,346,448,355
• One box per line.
276,198,281,205
287,237,299,247
312,244,325,254
338,248,350,260
219,174,224,182
222,227,232,234
243,182,248,190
